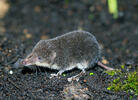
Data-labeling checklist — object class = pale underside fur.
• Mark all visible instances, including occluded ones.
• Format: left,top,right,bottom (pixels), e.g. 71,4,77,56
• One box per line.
35,60,89,71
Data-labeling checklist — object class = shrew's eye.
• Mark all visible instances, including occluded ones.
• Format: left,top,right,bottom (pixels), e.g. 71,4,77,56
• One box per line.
38,57,42,60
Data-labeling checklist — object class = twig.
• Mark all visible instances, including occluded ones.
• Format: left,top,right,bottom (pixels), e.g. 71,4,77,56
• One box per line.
7,78,22,91
8,78,36,99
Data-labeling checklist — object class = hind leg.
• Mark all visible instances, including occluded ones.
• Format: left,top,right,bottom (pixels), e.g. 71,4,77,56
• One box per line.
67,69,85,82
68,63,86,82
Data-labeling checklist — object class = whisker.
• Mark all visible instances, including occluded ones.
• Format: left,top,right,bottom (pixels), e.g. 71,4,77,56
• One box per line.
34,66,38,75
43,67,47,77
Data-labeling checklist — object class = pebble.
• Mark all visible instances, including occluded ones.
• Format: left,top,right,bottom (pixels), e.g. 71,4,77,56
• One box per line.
9,70,13,74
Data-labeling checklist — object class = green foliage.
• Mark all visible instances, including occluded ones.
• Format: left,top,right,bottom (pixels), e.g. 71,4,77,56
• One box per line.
105,69,121,76
130,95,133,99
108,0,118,19
64,0,69,5
62,73,66,77
88,14,94,20
121,64,125,69
89,72,94,76
106,65,138,96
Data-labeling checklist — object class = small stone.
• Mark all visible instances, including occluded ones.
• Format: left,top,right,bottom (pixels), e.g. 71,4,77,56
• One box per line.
23,29,28,33
9,70,13,74
34,6,41,13
9,50,12,53
4,66,11,73
0,0,10,18
25,33,32,39
83,79,87,82
102,57,109,64
41,35,49,40
126,60,134,65
62,82,91,100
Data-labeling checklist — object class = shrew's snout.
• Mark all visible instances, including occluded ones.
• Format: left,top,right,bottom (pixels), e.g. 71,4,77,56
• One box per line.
21,58,33,66
22,53,38,66
22,59,29,65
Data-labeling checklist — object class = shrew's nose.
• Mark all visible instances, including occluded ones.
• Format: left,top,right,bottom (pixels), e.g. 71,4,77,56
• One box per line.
22,59,28,65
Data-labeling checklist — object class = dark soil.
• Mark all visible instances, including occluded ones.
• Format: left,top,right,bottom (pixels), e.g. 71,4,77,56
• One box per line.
0,0,138,100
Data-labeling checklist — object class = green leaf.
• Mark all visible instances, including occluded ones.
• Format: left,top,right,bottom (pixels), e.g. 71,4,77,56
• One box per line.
89,72,94,76
62,74,66,77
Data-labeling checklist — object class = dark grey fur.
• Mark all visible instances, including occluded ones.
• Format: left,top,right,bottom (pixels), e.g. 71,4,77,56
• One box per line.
22,30,104,76
33,30,101,69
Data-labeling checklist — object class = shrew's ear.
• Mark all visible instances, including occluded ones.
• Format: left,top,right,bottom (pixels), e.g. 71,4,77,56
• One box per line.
50,51,56,61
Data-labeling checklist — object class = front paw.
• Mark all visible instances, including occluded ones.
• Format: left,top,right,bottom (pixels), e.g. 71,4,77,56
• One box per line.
49,73,58,78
